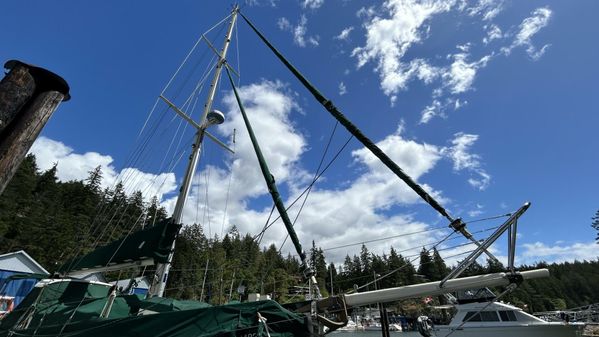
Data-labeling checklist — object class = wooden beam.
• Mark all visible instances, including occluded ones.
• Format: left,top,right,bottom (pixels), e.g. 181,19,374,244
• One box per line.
0,60,70,195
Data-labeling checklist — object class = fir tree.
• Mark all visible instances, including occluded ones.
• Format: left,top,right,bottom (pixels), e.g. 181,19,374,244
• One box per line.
417,248,435,281
431,248,449,280
592,209,599,242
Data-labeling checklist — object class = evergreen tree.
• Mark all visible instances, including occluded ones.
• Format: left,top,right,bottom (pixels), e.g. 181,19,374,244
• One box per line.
360,244,371,274
486,258,505,273
592,209,599,241
431,248,449,280
85,166,103,194
417,248,435,281
146,196,168,227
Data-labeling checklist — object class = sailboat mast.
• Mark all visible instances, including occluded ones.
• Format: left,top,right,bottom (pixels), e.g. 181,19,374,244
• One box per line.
148,6,239,298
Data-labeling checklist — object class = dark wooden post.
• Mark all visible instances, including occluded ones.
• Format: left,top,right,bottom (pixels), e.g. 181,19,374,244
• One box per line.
0,60,70,195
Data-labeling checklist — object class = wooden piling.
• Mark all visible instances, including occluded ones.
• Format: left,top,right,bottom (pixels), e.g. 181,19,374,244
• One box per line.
0,60,70,195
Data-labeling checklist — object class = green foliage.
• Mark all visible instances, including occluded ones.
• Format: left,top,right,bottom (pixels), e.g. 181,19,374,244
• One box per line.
2,155,599,312
592,209,599,242
0,155,168,271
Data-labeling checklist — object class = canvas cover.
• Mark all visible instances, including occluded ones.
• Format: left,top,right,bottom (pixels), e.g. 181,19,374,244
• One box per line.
58,219,181,275
0,279,312,337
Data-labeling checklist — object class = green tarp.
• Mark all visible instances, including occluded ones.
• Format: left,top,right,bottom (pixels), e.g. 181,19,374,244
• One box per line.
0,280,311,337
58,219,181,275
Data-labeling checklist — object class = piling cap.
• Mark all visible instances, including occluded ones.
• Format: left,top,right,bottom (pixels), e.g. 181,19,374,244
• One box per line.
4,60,70,101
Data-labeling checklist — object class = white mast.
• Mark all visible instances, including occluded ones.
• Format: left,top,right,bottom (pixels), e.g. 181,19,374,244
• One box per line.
148,5,239,298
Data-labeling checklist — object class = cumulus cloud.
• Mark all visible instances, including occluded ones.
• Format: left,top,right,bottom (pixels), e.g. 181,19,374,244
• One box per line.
29,93,494,264
351,0,554,124
277,17,291,31
467,204,484,218
278,15,319,47
29,136,177,200
465,0,504,21
443,52,492,94
335,27,354,41
502,7,552,60
158,88,461,262
302,0,324,9
520,241,599,264
162,80,308,238
419,97,466,124
351,0,455,103
441,132,491,190
339,82,347,95
483,24,503,44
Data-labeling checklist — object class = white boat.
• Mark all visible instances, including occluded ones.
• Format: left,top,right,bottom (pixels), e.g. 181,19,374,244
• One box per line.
431,300,585,337
334,319,364,332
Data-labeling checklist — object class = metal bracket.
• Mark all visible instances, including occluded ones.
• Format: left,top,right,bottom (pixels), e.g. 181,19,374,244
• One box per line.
159,95,234,154
439,202,531,287
449,218,500,263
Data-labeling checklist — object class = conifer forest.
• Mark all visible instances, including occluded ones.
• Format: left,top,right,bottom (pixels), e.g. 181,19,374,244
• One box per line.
1,154,599,314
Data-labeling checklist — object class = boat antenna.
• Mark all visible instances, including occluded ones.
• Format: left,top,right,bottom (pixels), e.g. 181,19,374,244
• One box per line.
147,5,240,298
238,12,499,263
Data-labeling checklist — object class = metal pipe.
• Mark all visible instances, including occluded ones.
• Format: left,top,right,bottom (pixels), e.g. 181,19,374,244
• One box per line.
148,5,239,298
344,268,549,307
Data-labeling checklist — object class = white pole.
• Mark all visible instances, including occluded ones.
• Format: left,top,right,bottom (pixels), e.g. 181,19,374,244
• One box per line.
148,6,239,298
344,269,549,307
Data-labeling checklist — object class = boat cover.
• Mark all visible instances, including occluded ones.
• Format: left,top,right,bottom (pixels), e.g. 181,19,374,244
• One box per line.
0,280,311,337
58,219,181,275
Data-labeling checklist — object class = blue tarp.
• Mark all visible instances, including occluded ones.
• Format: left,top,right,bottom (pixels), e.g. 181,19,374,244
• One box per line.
0,270,39,307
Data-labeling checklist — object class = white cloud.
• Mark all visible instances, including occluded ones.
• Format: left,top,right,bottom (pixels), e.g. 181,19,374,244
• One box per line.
297,16,319,47
352,0,455,103
502,7,552,60
443,52,491,94
302,0,324,9
520,241,599,264
419,97,466,124
162,80,308,238
467,204,484,218
335,27,354,41
29,136,177,200
444,133,481,171
356,6,376,20
339,82,347,95
277,17,291,31
483,24,503,44
29,87,494,264
466,0,504,21
159,91,458,262
279,15,319,47
419,50,491,123
420,99,443,124
441,132,491,190
246,0,278,6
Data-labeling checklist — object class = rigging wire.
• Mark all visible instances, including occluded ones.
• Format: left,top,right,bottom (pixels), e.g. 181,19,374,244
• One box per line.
279,120,341,253
220,130,237,238
63,15,230,266
252,133,354,241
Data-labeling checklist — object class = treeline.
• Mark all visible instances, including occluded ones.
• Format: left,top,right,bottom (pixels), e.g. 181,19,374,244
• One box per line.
1,155,599,313
0,154,168,269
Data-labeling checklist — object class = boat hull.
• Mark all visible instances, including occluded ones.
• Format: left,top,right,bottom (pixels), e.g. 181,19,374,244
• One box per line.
434,323,584,337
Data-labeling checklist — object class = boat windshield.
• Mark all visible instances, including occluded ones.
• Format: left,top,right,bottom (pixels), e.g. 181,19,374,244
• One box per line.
455,288,497,304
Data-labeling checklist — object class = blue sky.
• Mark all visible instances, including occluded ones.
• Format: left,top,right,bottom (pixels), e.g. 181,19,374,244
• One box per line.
2,0,598,267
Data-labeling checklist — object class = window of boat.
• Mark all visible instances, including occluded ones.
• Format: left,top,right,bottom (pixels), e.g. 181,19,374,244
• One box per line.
463,311,499,322
463,312,481,322
498,310,518,321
